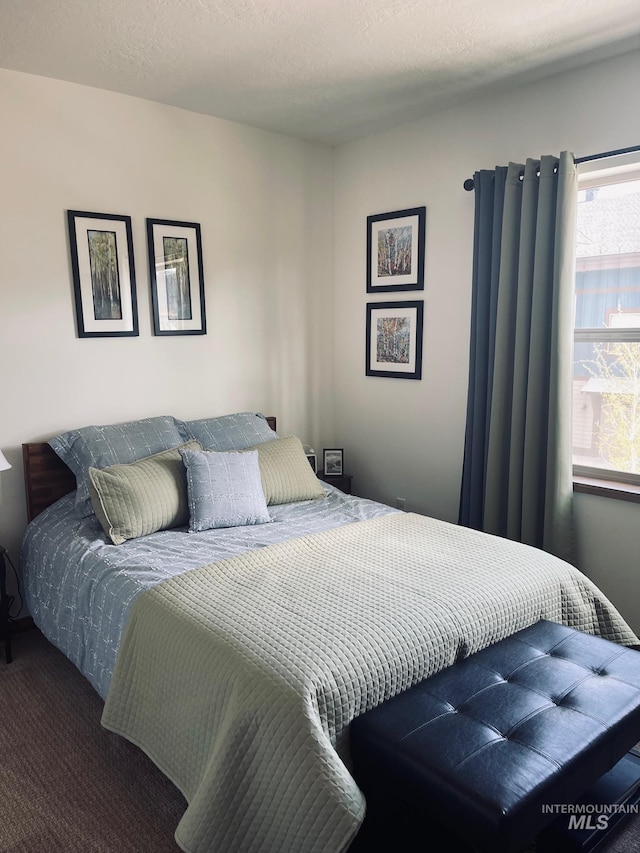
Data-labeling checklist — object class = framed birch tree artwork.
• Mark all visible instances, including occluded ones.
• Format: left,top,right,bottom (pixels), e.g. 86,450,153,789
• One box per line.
146,218,206,336
366,206,426,293
67,210,138,337
366,300,424,380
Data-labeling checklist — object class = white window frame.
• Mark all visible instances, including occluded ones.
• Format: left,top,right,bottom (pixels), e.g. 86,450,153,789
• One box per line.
573,154,640,493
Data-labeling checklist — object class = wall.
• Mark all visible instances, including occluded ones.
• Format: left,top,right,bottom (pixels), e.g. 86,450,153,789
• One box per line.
332,50,640,631
0,69,334,597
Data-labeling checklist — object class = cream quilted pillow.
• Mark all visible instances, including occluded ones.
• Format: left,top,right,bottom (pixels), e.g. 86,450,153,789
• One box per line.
250,435,325,505
88,440,201,545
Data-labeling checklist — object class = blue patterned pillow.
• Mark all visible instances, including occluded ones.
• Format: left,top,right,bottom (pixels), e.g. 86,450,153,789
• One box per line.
180,448,271,532
49,416,184,518
177,412,277,452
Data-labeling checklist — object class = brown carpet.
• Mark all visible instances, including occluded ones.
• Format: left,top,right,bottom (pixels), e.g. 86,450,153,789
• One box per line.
2,631,640,853
0,630,185,852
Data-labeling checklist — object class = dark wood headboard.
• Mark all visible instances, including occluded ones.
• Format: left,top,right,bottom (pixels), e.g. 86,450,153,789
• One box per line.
22,442,77,522
22,416,277,523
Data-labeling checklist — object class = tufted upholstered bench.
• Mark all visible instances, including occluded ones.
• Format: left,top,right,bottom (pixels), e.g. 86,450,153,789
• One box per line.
350,620,640,852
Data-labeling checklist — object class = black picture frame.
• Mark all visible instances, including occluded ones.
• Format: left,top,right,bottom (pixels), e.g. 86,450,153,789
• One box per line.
67,210,138,338
323,449,344,477
367,206,426,293
147,218,206,336
366,300,424,380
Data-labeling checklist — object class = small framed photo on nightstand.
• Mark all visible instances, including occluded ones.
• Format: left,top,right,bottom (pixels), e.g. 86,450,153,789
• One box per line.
323,449,344,477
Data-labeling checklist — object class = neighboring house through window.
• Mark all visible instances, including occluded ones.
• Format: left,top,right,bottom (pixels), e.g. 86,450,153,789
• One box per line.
573,154,640,489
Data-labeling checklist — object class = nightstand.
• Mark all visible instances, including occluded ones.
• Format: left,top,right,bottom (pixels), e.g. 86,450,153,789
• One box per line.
0,546,12,664
318,473,353,495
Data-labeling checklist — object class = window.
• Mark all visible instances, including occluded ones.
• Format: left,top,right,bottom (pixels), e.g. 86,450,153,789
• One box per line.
572,155,640,488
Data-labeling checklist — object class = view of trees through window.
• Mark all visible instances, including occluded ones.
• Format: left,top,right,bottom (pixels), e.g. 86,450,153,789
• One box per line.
573,165,640,481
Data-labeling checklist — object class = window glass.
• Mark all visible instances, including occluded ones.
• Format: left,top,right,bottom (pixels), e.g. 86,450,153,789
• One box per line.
573,167,640,480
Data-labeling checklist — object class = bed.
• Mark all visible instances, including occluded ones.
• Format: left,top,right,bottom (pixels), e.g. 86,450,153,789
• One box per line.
20,412,639,853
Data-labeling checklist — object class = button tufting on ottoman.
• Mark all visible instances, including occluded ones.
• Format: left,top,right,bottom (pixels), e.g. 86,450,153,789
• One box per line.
351,620,640,852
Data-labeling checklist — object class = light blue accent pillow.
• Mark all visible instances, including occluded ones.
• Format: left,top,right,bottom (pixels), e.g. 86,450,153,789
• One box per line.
49,416,184,518
177,412,277,452
180,448,271,532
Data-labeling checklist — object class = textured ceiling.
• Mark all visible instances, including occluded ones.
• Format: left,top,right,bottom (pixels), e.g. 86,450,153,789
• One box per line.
1,0,639,145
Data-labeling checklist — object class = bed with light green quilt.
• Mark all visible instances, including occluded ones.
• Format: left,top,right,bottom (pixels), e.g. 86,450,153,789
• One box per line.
101,511,637,853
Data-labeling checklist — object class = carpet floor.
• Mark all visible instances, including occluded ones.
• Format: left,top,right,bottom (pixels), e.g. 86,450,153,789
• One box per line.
2,630,640,853
0,630,185,852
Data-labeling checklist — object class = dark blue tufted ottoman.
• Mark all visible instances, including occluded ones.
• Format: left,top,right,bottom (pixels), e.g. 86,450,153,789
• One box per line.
351,620,640,852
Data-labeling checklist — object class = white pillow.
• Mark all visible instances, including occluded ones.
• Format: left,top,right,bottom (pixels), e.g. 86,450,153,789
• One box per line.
180,448,271,532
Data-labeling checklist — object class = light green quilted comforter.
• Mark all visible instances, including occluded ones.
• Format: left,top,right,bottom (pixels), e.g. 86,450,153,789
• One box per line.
101,512,638,853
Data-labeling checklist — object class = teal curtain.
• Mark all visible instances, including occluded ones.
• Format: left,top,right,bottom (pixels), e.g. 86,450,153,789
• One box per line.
459,152,577,563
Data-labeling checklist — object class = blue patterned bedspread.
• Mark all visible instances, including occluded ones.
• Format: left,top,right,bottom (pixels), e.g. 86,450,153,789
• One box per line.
21,485,396,698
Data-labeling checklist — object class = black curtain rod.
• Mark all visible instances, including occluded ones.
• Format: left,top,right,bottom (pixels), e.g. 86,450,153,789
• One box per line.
575,143,640,164
463,143,640,191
